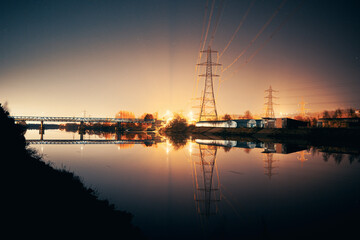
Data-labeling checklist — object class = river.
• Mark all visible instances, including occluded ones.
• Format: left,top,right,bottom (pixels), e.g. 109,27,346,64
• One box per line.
25,129,360,239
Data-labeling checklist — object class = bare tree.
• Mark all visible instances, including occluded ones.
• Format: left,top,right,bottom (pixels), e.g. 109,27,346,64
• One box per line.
323,110,330,118
223,114,231,121
333,108,342,118
244,110,253,119
346,108,356,118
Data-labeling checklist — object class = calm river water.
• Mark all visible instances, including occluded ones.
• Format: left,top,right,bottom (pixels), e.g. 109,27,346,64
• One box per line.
25,129,360,239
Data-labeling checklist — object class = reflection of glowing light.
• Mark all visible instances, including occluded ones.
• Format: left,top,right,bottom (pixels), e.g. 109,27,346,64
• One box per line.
297,151,310,167
81,145,84,151
166,139,171,154
189,140,193,154
117,144,135,149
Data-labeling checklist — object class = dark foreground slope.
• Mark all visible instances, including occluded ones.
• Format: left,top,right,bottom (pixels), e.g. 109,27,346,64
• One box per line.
0,105,145,239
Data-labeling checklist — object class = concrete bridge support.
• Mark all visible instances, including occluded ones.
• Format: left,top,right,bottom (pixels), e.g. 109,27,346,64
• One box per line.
115,122,121,133
39,120,45,140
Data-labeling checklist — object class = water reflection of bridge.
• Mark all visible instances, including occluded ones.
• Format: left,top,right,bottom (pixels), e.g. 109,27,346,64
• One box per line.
14,115,156,140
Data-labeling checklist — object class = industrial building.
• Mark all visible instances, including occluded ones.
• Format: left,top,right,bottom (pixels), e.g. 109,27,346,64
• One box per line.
196,118,306,129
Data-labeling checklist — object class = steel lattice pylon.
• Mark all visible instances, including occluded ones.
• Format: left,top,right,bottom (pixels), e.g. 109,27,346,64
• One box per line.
264,85,278,118
197,47,221,121
298,97,310,117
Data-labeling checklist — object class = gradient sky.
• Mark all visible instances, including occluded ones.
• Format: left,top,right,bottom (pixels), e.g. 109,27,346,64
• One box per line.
0,0,359,118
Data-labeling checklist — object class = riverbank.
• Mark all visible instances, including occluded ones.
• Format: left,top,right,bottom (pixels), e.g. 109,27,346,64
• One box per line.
1,105,145,239
190,127,360,145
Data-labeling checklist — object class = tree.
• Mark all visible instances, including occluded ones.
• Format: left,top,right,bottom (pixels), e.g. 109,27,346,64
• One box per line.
323,110,330,118
311,117,318,127
346,108,356,118
244,110,253,119
165,114,188,132
333,108,342,118
223,114,231,121
143,113,154,121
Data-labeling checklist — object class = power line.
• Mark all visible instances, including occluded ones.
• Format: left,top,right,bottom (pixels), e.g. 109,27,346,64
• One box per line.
221,0,303,82
201,0,216,52
220,0,256,58
281,79,360,92
222,0,287,73
281,90,360,99
279,100,360,106
208,0,226,48
244,0,304,64
193,0,210,100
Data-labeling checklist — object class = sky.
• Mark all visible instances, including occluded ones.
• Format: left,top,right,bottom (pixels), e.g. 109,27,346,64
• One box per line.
0,0,359,118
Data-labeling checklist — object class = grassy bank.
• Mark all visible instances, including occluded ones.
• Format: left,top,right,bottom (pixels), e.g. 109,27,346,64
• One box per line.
1,105,145,239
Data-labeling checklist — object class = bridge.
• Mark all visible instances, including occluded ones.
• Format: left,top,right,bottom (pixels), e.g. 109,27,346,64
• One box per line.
12,115,156,138
27,139,157,145
13,116,154,123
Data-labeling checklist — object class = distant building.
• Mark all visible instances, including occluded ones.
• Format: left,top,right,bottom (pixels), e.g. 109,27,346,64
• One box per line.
195,118,307,129
195,120,237,128
263,118,307,129
195,119,263,128
263,118,276,128
233,119,257,128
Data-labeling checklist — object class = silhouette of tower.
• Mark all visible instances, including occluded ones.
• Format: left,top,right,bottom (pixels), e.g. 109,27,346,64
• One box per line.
192,144,220,217
198,47,221,121
264,86,278,118
298,97,310,117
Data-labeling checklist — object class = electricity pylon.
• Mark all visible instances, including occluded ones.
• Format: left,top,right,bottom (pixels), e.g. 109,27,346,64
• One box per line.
197,47,221,121
298,97,310,117
264,86,278,118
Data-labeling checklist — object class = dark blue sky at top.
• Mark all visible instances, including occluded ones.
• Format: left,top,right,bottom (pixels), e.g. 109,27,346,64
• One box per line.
0,0,359,115
1,0,359,69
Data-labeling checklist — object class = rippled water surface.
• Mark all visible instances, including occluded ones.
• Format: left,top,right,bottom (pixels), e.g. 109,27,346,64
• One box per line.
25,129,360,239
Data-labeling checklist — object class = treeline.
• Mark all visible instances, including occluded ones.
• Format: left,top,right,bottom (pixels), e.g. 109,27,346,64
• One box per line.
322,108,358,118
59,121,154,132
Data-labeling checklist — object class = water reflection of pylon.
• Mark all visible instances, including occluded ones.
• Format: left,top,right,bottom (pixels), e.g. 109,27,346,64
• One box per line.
263,153,278,179
192,144,221,217
297,150,310,167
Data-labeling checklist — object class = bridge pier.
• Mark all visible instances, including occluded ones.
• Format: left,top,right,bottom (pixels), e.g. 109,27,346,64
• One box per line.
39,120,45,140
115,122,121,133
